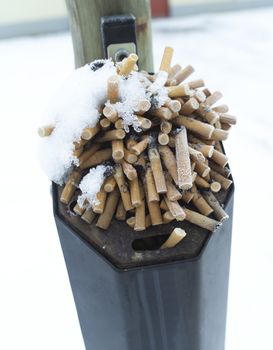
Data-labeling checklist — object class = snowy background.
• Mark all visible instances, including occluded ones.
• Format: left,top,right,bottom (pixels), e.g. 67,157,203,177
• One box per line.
0,7,273,350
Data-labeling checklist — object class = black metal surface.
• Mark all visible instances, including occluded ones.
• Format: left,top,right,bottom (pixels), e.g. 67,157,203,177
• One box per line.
54,190,234,350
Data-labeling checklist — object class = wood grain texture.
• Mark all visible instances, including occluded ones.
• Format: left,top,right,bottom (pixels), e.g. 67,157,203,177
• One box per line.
65,0,154,71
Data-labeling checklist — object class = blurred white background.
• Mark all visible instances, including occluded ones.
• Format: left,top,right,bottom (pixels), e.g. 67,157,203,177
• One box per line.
0,1,273,349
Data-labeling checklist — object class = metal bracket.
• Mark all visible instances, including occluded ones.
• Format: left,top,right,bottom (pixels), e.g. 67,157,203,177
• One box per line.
101,14,137,62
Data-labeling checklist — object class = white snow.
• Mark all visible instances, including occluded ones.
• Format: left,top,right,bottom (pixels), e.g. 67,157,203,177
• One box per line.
78,165,109,208
39,60,115,184
1,6,273,350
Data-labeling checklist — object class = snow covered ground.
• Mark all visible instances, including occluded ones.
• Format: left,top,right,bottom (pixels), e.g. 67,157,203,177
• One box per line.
0,7,273,350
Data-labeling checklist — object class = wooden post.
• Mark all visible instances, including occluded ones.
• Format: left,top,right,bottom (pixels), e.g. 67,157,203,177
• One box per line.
65,0,154,72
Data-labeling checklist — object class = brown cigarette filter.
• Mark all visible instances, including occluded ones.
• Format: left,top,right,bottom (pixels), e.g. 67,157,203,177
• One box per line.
81,208,96,224
113,165,133,211
151,107,173,120
100,118,111,130
188,79,205,89
131,136,150,155
167,84,190,98
165,176,182,201
118,53,138,76
103,105,119,123
174,65,195,84
198,105,219,125
112,140,124,161
184,207,219,231
210,128,229,141
107,75,119,103
188,146,205,163
209,161,231,178
162,211,175,224
205,91,223,106
144,183,163,225
158,145,178,185
122,161,137,181
114,119,124,129
78,143,101,167
160,199,168,211
136,115,152,130
145,166,160,202
181,190,194,204
164,196,186,221
168,64,182,79
161,228,187,249
80,148,112,169
202,191,229,222
165,99,182,113
189,143,214,158
60,170,81,204
81,124,100,140
97,129,125,143
211,149,229,167
115,199,126,221
160,120,172,134
130,177,142,208
126,216,135,228
219,113,237,125
134,199,146,231
103,176,116,193
194,161,210,178
195,174,210,189
180,97,199,115
38,125,54,137
92,190,107,214
210,181,221,193
212,104,229,114
137,99,151,115
191,185,214,216
73,202,86,216
158,132,170,145
194,90,207,103
174,116,215,139
96,188,120,230
210,169,233,191
160,46,174,72
148,147,167,194
175,127,192,190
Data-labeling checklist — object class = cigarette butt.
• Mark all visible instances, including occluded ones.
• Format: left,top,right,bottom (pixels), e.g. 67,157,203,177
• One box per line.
126,138,137,150
202,191,229,222
210,128,229,141
203,88,211,97
192,171,197,182
135,154,146,168
96,188,120,230
210,181,221,193
214,141,222,152
73,202,86,216
198,105,219,124
210,169,233,191
136,115,152,130
168,64,182,79
93,190,107,214
160,120,172,134
194,160,210,177
122,160,137,181
180,97,199,115
158,132,170,145
114,118,124,129
112,140,124,161
148,147,167,194
164,196,186,221
103,105,119,123
164,99,182,113
136,99,151,114
97,129,125,143
165,176,182,201
214,120,222,129
209,161,231,178
144,183,163,225
184,207,219,231
195,174,210,189
131,136,150,155
213,104,229,114
188,79,205,89
189,143,214,158
160,46,174,72
151,106,173,120
219,114,237,125
211,149,229,167
103,176,116,193
181,190,194,203
145,214,152,228
194,90,207,103
113,165,133,211
188,146,205,163
100,118,111,130
107,75,119,103
73,147,84,158
160,199,168,211
221,123,232,131
174,116,215,139
115,199,126,221
135,198,146,231
81,124,100,140
81,208,96,224
60,170,81,204
78,143,101,167
175,127,192,190
38,125,54,137
162,211,175,224
119,53,138,76
145,166,160,202
126,216,135,228
74,138,89,150
161,228,187,249
80,148,112,169
205,91,223,106
191,185,214,216
168,136,176,148
123,148,138,164
167,84,190,98
130,177,142,208
158,145,178,185
174,65,195,84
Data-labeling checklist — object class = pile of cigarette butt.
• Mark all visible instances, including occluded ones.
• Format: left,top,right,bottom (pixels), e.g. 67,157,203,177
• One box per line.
39,47,236,249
